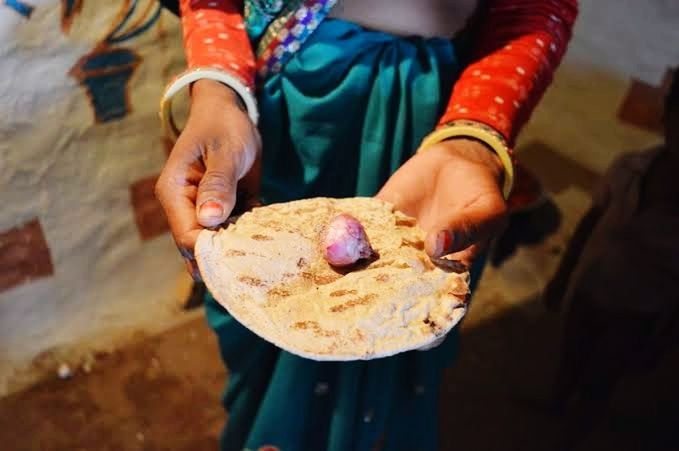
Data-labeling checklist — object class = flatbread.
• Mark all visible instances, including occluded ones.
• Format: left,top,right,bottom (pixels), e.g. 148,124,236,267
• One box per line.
195,197,470,361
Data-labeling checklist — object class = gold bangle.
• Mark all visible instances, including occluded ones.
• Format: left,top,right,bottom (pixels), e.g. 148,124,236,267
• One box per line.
419,120,514,199
159,67,259,142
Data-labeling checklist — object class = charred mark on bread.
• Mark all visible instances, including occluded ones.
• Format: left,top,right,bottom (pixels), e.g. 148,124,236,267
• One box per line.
291,320,338,337
267,287,291,297
423,315,440,332
224,249,246,257
251,234,273,241
375,273,389,282
329,294,378,313
301,272,341,285
395,217,417,227
237,275,265,287
330,289,358,297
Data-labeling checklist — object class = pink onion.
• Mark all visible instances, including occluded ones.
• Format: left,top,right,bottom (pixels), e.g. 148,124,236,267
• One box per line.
321,213,374,267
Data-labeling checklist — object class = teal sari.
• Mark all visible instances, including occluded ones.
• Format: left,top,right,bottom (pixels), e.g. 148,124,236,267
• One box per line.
205,19,484,451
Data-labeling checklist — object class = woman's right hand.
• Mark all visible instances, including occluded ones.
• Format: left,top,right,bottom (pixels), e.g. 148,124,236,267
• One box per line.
155,79,261,280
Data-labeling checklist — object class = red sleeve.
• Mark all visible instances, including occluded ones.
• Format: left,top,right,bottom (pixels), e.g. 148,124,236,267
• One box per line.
180,0,256,89
440,0,578,144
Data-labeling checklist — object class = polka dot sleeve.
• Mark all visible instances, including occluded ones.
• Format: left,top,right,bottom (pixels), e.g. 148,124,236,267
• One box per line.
440,0,578,145
180,0,255,89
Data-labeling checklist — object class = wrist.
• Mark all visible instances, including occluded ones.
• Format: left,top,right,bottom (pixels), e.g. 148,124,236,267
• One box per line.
437,138,504,180
419,121,514,198
161,68,259,141
191,79,245,111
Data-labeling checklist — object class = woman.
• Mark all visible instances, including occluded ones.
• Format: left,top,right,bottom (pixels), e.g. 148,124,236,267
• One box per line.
156,1,577,449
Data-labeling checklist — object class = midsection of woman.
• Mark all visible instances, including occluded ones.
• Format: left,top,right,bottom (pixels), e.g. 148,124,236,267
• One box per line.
155,2,579,448
328,0,480,38
159,0,580,331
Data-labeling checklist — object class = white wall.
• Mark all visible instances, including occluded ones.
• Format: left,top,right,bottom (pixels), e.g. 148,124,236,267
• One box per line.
518,0,679,172
0,1,191,394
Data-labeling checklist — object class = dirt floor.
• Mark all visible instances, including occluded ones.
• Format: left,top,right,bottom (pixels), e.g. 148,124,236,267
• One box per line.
1,148,678,451
1,298,677,451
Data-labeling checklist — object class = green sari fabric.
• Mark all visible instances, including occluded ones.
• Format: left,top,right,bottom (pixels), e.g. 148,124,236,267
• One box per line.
205,19,484,451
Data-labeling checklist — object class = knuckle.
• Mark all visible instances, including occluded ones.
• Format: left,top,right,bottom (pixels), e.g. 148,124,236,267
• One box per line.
205,137,226,153
200,139,221,161
199,170,234,195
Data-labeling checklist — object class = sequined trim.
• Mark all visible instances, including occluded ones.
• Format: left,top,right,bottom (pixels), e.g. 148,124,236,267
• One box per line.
253,0,337,80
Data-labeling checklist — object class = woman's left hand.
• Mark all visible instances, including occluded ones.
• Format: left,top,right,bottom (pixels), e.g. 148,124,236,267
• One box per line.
376,138,508,267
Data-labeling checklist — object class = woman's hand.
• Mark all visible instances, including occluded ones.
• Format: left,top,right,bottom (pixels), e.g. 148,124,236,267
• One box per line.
155,79,261,280
377,138,508,267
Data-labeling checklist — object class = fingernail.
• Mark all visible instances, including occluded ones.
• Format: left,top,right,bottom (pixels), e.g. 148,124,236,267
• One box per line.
433,230,453,257
198,201,224,222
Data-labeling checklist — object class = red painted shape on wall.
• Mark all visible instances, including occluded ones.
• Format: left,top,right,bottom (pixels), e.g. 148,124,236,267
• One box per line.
0,219,54,293
617,68,674,134
130,175,170,240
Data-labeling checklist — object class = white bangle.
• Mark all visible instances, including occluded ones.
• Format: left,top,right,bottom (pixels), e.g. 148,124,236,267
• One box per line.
159,67,259,141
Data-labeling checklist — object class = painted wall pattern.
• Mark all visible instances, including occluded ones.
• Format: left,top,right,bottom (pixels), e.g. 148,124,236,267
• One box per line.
0,0,186,395
65,1,162,122
3,0,34,18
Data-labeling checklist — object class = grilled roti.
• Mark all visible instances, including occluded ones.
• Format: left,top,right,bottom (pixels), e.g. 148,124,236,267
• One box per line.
195,197,470,361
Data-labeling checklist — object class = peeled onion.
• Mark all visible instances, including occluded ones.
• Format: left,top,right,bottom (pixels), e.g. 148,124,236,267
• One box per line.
321,213,374,267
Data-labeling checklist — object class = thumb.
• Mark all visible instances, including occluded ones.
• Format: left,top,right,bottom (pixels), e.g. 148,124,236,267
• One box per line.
425,191,507,260
196,151,240,228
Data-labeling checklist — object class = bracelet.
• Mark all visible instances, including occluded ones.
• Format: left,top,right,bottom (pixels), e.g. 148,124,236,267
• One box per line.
419,120,515,199
159,67,259,141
